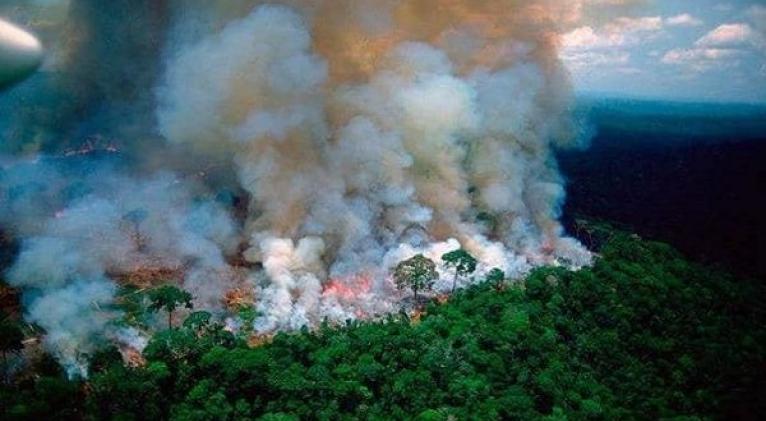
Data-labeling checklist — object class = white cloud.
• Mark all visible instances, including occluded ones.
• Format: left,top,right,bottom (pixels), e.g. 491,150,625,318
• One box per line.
607,16,663,33
661,47,741,72
563,50,630,72
561,15,665,77
561,26,624,49
666,14,703,27
661,18,766,75
696,23,758,48
562,16,663,50
662,48,738,64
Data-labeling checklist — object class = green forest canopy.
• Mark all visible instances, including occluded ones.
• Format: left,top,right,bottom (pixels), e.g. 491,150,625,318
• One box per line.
1,229,765,420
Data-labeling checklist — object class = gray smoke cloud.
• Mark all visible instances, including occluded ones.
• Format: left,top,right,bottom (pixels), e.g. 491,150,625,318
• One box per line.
0,0,600,375
2,160,239,376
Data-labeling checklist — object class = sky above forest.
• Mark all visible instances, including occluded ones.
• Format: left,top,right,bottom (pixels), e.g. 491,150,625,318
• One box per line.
564,0,766,103
1,0,764,103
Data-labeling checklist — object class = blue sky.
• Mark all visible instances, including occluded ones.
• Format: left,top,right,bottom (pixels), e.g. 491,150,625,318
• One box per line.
562,0,766,103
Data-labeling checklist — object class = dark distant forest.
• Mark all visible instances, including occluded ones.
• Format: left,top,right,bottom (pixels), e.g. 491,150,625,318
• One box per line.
560,97,766,279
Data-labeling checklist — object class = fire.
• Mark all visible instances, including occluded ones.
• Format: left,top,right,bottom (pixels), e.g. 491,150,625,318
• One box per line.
111,265,185,289
322,273,373,302
120,346,146,368
247,333,274,348
223,288,253,311
321,273,376,319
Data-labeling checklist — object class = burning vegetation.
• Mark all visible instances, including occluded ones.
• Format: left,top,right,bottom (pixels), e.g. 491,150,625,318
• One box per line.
0,0,622,378
1,231,764,419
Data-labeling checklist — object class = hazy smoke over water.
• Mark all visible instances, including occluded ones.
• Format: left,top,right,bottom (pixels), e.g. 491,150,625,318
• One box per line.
0,0,597,375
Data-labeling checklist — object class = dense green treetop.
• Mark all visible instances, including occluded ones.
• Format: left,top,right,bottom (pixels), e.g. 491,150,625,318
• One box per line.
148,285,194,329
393,254,439,301
442,249,477,292
1,231,764,420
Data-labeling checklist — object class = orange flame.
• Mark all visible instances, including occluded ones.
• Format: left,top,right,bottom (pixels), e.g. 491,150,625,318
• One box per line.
322,273,373,301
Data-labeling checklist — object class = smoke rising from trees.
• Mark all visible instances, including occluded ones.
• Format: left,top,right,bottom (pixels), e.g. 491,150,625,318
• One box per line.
0,0,602,374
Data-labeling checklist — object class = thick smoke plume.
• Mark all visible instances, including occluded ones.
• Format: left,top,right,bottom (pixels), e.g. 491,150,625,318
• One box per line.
0,0,599,375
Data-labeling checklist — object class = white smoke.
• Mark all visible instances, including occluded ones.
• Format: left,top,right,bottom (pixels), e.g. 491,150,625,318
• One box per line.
0,0,605,373
25,278,115,378
2,164,239,374
157,3,592,332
